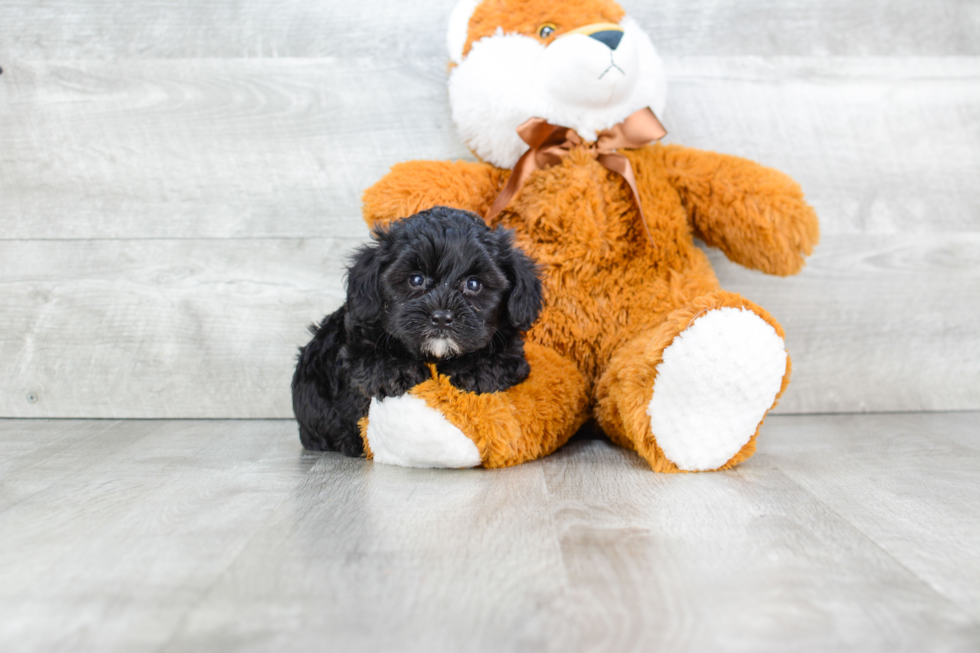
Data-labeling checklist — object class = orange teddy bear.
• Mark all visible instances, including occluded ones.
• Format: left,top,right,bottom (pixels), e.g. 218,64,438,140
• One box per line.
357,0,819,472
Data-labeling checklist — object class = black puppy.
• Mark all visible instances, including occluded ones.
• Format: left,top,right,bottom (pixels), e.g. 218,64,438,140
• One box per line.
292,206,543,455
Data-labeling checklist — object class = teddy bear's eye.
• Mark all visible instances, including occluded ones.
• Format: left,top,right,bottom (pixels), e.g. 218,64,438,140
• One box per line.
409,274,425,288
538,23,556,39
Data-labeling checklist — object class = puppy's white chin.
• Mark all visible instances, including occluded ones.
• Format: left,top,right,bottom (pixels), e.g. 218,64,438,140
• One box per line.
424,337,460,359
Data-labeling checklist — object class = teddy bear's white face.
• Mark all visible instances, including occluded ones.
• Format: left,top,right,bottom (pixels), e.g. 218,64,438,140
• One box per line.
447,0,667,169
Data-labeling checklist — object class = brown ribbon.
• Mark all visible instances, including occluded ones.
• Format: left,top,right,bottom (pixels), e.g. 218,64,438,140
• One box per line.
485,107,667,245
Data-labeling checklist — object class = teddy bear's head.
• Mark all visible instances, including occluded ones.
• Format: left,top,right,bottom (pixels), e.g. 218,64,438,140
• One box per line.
447,0,667,169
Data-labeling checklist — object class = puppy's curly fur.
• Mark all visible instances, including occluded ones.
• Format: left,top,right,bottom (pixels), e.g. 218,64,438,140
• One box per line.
292,206,543,455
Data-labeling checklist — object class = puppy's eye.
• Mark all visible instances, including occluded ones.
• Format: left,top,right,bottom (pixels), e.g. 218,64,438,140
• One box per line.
465,278,483,292
538,23,556,38
409,274,425,288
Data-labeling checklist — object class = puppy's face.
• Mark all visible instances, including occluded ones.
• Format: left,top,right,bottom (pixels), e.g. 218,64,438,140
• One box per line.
380,226,508,358
345,207,542,360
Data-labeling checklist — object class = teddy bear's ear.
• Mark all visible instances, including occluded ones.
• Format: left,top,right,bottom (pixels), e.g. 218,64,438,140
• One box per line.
447,0,482,64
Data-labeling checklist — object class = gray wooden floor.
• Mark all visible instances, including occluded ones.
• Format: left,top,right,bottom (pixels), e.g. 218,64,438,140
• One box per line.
1,413,978,652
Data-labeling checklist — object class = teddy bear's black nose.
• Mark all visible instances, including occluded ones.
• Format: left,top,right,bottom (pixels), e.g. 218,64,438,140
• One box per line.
431,309,454,328
589,30,623,51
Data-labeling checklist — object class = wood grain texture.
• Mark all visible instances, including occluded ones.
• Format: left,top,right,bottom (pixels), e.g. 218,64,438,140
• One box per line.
1,234,977,418
0,0,977,60
0,238,355,418
0,419,136,512
1,57,977,239
1,1,977,419
542,441,980,653
758,412,980,620
1,414,979,652
0,58,467,240
0,419,315,652
159,458,566,653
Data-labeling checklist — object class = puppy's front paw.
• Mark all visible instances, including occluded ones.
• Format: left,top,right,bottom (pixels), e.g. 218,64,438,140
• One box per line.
352,358,430,400
446,370,489,394
443,355,530,394
378,362,431,399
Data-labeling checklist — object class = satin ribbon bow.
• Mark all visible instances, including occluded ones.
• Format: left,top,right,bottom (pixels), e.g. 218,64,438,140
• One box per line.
485,107,667,245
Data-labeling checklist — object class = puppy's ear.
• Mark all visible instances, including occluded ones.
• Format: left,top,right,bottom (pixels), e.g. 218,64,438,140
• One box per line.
496,229,543,332
344,228,391,335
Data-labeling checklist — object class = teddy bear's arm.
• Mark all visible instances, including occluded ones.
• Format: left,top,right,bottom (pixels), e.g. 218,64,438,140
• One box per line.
362,160,506,229
639,144,820,276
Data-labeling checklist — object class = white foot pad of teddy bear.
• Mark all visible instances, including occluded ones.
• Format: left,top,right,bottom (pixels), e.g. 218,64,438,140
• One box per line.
367,395,482,468
648,307,788,472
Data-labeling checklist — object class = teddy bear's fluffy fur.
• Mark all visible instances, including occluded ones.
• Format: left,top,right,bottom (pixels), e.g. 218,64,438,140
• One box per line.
356,0,819,472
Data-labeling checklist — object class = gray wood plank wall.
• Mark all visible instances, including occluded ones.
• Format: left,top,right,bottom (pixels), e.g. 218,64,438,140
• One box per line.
1,1,978,418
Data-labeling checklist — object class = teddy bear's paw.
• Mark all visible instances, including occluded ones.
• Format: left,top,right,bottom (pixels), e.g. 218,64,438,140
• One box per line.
647,307,787,471
366,395,482,468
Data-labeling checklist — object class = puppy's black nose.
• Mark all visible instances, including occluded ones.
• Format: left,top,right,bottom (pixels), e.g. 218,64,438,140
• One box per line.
430,309,454,328
589,29,623,50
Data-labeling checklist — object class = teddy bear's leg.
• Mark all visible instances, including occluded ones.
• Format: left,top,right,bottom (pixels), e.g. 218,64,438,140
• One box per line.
361,342,590,468
595,291,791,472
